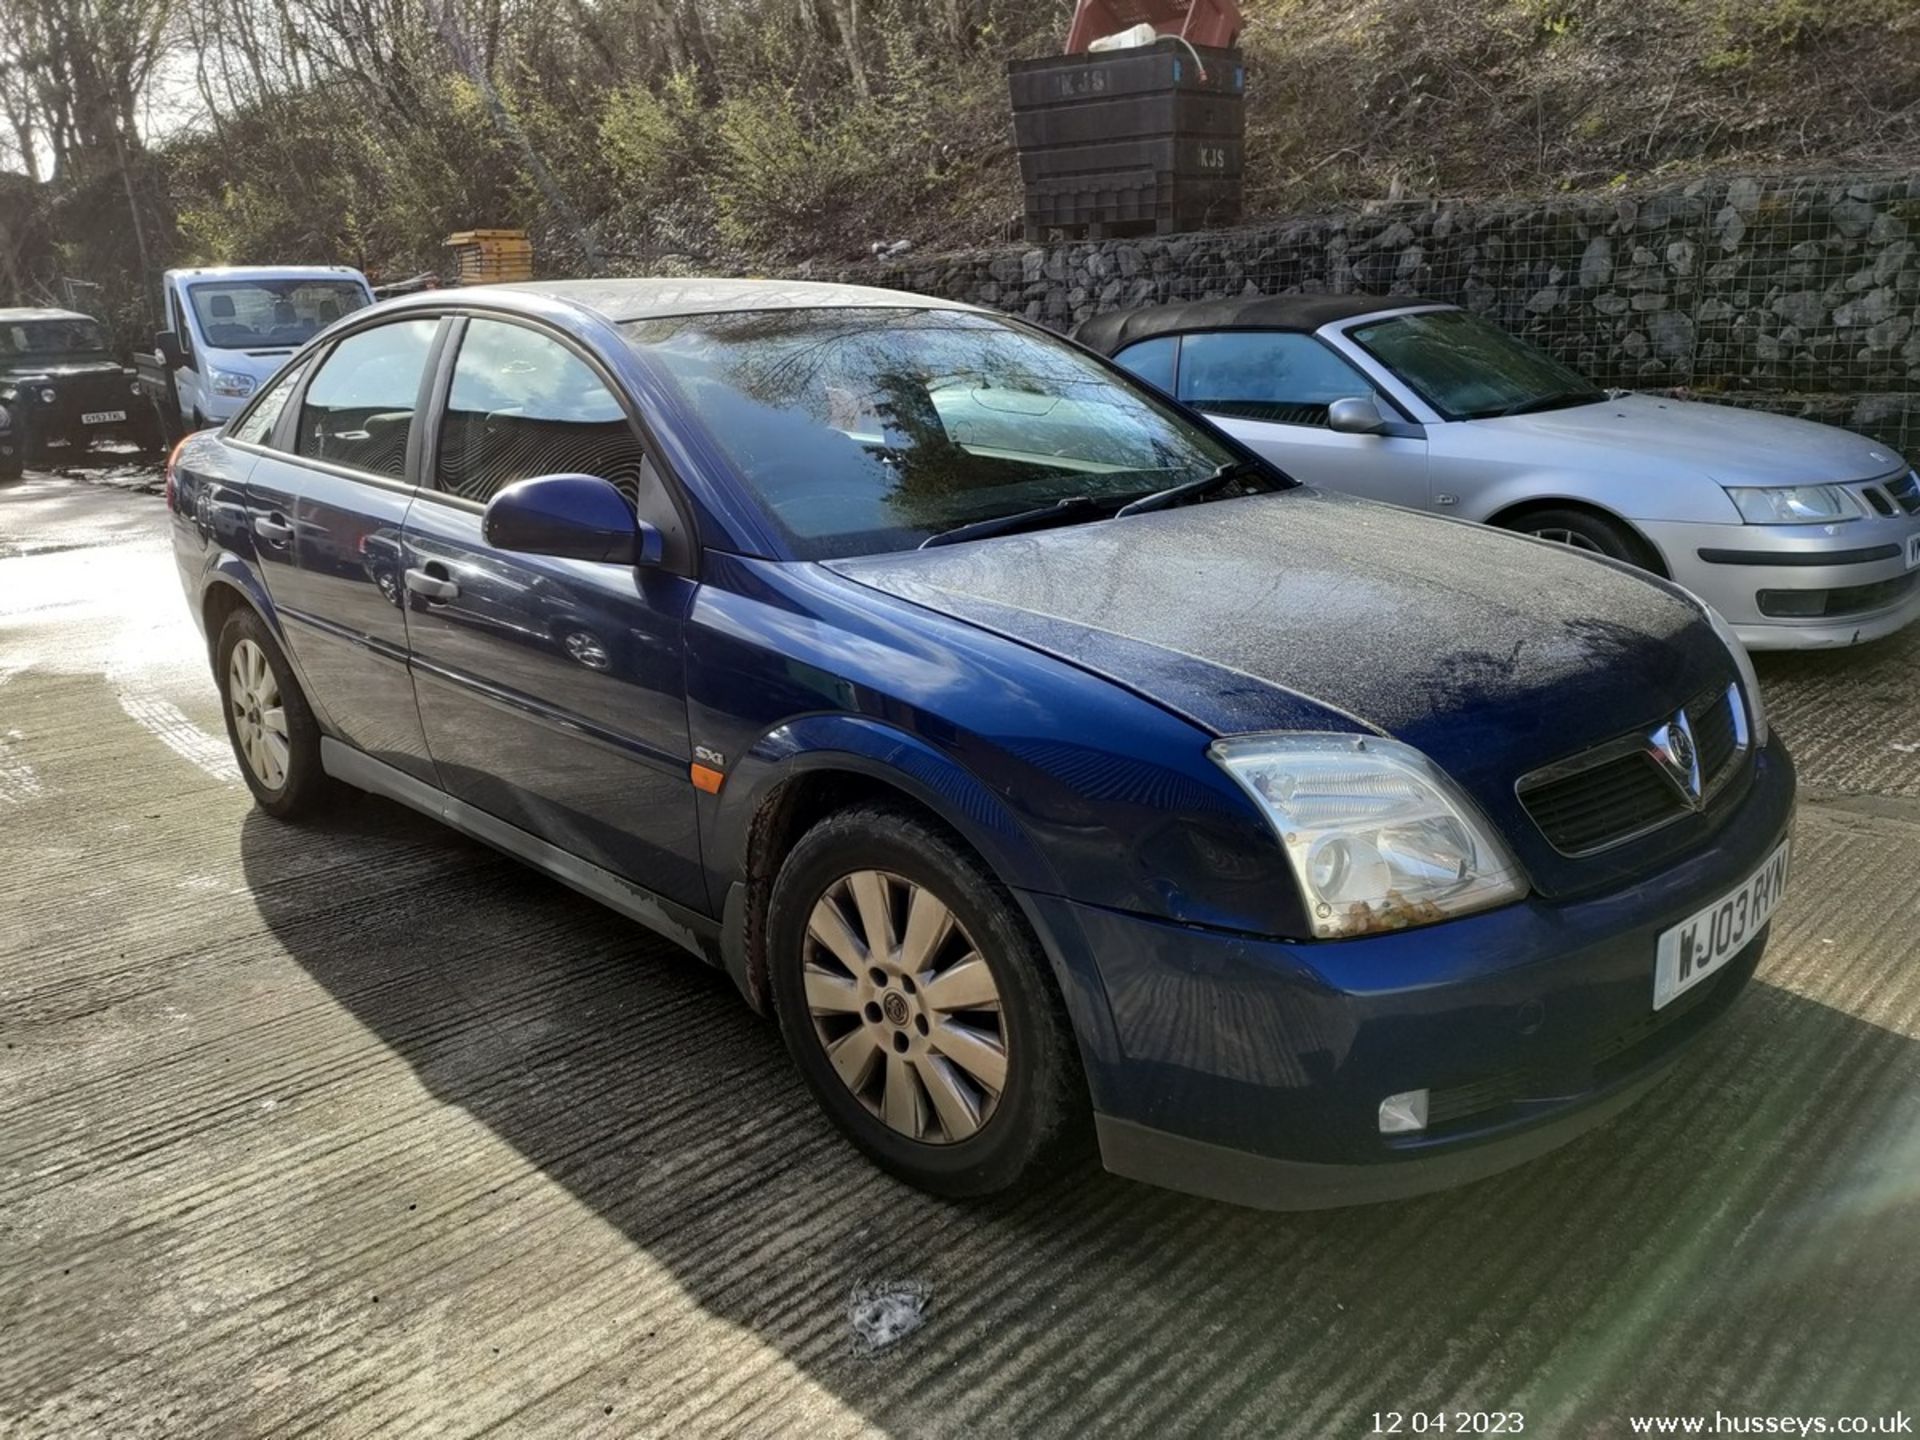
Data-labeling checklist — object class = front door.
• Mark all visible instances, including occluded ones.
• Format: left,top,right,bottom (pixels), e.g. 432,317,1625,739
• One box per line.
1174,330,1431,509
241,316,444,782
400,315,705,910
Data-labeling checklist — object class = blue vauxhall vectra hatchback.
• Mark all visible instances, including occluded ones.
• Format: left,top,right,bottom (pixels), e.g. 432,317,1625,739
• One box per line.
167,279,1794,1209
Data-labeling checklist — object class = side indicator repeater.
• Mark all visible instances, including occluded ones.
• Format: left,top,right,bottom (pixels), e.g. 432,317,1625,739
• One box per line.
690,763,725,794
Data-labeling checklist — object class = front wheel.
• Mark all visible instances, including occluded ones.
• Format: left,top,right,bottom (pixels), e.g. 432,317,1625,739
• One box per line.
768,805,1089,1199
1505,506,1655,569
215,608,334,818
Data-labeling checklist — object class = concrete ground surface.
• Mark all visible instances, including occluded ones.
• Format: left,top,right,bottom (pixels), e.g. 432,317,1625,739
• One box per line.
2,462,1916,1440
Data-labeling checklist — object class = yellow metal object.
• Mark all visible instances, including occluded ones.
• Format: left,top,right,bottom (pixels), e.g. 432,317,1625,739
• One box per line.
445,229,533,285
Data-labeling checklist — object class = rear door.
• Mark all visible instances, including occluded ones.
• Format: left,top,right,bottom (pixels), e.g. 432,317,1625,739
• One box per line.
399,314,705,908
240,315,444,781
1165,330,1431,508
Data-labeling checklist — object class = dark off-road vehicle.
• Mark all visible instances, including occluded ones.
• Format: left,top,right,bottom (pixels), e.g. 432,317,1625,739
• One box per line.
1,308,164,478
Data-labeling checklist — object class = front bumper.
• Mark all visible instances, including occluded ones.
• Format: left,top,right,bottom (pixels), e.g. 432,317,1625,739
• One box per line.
1025,735,1795,1210
1646,513,1920,650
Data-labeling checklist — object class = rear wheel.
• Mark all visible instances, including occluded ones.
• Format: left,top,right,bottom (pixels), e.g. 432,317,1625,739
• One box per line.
1504,506,1656,570
215,608,333,819
768,805,1089,1198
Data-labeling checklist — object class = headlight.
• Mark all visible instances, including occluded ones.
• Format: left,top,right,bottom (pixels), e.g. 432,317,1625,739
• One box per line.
1210,733,1527,939
1700,602,1769,748
208,370,256,399
1724,484,1861,524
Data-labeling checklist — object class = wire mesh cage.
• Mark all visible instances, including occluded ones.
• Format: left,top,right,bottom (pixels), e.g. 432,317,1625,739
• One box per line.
847,172,1920,464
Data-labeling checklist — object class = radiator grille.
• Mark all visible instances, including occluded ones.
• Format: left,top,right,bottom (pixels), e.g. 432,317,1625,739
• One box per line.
1517,685,1746,856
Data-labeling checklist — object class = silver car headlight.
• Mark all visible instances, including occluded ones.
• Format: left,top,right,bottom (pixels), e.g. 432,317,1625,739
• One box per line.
1700,602,1769,748
1210,733,1528,939
1724,484,1861,524
208,369,256,399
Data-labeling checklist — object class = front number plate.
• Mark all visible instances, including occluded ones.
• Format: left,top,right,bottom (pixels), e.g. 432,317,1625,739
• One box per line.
1905,532,1920,570
81,410,127,425
1654,840,1790,1009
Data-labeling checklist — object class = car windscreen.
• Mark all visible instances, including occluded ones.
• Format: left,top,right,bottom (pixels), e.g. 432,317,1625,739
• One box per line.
621,307,1245,558
188,280,370,350
1348,309,1606,421
2,317,109,359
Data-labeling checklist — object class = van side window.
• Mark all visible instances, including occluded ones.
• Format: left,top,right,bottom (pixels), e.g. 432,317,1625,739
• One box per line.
435,318,647,507
295,319,438,478
228,362,307,448
170,290,195,365
1176,331,1378,427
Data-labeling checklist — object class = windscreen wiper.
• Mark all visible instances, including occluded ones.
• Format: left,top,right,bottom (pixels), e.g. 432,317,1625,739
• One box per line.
1112,459,1263,519
918,494,1113,549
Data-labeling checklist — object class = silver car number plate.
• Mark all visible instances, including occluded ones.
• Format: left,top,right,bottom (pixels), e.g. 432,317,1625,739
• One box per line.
81,410,127,425
1654,839,1789,1010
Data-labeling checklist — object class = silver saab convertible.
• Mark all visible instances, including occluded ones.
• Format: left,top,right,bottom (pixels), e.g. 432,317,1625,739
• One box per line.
1077,296,1920,650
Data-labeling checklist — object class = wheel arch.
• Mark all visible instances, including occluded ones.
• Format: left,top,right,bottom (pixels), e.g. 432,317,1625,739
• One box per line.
709,717,1117,1092
197,561,335,732
1484,494,1671,577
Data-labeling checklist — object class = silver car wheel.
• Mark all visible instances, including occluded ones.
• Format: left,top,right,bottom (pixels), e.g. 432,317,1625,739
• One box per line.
228,638,290,789
803,869,1009,1144
1532,525,1604,554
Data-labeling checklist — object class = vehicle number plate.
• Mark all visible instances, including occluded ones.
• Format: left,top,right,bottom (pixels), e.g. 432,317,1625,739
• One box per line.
81,410,127,425
1654,840,1789,1009
1905,532,1920,570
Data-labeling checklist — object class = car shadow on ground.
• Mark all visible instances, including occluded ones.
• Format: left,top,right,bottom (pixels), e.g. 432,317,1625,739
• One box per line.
237,798,1919,1435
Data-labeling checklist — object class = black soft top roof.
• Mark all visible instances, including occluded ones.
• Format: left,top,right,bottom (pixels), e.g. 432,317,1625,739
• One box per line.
1073,293,1443,355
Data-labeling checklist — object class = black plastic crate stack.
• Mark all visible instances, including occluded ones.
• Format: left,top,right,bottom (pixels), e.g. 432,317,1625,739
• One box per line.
1008,39,1246,242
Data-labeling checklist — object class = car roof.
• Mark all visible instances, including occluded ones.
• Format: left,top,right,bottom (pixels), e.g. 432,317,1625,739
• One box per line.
171,265,365,279
0,307,95,324
1073,293,1448,354
477,278,981,324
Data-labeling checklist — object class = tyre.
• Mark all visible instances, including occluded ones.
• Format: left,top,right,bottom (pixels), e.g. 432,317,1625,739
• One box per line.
767,804,1089,1198
214,607,333,819
1505,506,1655,570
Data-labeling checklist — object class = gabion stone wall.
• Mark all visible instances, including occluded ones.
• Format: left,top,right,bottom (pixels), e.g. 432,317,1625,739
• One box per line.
841,173,1920,464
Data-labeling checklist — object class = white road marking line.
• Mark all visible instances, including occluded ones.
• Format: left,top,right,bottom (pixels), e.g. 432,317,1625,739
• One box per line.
115,690,241,784
0,729,45,804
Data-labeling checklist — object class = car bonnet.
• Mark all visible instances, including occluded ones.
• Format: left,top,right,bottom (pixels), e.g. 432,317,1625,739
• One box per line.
826,488,1735,892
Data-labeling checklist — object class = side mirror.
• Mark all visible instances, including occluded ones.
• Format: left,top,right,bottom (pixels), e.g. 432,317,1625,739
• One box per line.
155,330,186,369
482,473,662,566
1327,396,1388,436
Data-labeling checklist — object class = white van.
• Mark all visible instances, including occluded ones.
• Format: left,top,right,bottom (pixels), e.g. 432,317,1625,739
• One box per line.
147,266,375,428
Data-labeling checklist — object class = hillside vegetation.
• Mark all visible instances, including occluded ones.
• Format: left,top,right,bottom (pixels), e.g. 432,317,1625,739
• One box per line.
1,0,1916,338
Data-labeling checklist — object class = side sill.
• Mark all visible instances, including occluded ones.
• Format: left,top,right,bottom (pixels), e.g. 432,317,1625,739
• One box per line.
320,737,723,965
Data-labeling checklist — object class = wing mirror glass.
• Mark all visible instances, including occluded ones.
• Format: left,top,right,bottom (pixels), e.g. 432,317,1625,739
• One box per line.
155,330,187,369
482,473,662,567
1327,396,1388,435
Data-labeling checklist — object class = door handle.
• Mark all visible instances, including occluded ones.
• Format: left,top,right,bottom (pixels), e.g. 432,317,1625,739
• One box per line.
405,566,460,602
253,513,293,545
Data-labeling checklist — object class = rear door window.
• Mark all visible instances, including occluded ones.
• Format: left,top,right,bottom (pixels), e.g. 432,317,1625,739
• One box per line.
228,362,307,448
1176,331,1378,427
1112,336,1179,393
294,319,438,478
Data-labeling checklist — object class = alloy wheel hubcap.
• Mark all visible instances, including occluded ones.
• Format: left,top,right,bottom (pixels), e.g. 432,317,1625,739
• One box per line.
228,638,290,789
1532,525,1604,554
803,869,1008,1144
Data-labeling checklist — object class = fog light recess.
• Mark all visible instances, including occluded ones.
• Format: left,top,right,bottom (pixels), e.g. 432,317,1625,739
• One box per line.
1378,1089,1429,1135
